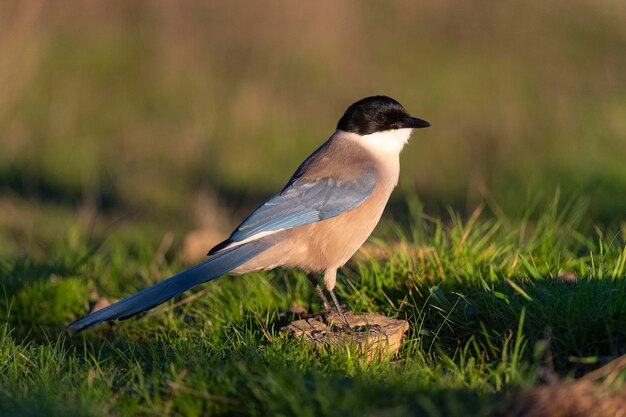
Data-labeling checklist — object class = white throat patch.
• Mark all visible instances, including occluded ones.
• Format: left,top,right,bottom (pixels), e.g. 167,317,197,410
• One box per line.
358,128,413,156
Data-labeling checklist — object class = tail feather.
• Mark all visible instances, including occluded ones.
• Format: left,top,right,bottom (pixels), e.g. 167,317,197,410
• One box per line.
68,240,268,332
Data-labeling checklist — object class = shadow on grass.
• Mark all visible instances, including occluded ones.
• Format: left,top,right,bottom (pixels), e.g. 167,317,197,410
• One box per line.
0,165,121,212
356,268,626,376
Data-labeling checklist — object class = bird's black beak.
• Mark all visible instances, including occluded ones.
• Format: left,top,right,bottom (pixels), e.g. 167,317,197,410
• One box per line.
402,116,430,129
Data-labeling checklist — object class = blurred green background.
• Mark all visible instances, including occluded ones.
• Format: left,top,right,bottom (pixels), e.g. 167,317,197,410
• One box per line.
1,0,625,256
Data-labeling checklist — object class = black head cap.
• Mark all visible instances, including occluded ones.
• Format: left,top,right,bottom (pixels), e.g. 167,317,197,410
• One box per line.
336,95,430,135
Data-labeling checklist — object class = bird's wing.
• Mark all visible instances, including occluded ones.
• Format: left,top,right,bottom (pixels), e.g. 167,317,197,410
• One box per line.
209,166,377,254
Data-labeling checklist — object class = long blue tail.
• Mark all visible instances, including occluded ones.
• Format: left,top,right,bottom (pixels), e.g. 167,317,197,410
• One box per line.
67,241,268,332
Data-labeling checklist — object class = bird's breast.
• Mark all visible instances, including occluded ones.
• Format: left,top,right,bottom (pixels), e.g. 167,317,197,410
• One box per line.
284,155,399,271
231,139,400,274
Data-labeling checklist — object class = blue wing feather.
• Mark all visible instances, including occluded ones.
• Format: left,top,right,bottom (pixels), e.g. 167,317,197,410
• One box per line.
212,167,377,252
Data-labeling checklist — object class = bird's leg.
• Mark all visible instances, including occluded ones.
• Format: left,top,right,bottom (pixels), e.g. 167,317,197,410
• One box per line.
328,288,351,330
307,273,332,312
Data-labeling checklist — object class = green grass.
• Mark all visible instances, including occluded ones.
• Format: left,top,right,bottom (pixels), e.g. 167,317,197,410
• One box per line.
2,3,625,415
1,197,625,416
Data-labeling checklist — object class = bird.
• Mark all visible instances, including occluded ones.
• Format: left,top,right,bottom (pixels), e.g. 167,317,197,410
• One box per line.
68,95,430,332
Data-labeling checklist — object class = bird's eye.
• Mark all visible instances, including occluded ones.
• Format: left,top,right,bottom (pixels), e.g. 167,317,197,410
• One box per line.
374,113,387,124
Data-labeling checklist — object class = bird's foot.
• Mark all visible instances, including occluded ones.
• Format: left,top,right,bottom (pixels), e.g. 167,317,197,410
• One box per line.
326,288,353,331
323,310,352,333
328,320,352,334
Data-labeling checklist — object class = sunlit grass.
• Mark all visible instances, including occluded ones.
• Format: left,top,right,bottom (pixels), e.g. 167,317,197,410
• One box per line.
1,197,624,416
1,2,626,415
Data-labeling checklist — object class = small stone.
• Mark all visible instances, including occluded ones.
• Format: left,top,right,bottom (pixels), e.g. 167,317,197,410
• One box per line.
555,272,577,285
181,228,225,263
90,297,112,313
280,311,409,363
